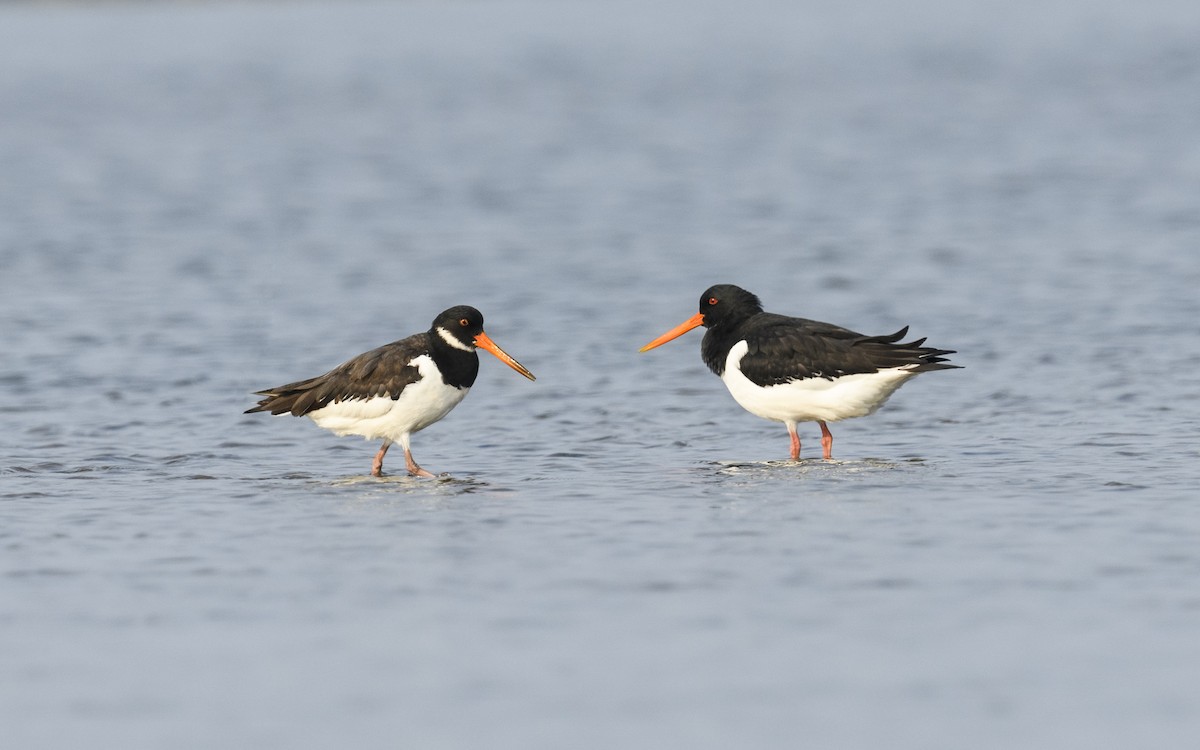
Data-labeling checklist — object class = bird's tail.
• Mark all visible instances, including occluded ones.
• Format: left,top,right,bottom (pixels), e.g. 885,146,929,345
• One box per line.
859,326,961,372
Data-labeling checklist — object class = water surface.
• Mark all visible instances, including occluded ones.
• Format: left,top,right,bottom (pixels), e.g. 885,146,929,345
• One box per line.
3,1,1200,748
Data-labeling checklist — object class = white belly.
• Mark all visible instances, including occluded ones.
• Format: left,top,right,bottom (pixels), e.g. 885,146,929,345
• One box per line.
720,340,917,424
307,355,469,441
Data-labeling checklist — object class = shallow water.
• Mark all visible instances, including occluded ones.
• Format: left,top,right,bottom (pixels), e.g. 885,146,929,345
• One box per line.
3,1,1200,748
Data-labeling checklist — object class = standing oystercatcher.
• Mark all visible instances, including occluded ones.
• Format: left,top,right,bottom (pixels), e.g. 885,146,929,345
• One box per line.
245,305,535,477
640,284,958,461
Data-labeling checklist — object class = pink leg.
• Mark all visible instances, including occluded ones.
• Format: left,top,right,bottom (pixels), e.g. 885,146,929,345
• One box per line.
403,445,436,478
819,421,833,460
787,422,801,461
371,441,392,477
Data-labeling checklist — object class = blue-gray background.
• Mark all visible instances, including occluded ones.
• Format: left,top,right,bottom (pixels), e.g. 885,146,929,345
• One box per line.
2,1,1199,748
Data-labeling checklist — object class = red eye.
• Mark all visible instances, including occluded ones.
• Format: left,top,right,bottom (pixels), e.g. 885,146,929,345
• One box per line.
708,297,718,306
459,318,470,327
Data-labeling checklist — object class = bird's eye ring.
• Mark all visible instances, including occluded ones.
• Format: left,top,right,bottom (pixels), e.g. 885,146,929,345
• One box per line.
459,318,470,327
708,297,718,306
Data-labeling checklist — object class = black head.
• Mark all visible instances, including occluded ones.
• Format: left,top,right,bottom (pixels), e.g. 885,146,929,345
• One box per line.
640,284,764,353
697,284,764,329
431,305,486,350
429,305,536,381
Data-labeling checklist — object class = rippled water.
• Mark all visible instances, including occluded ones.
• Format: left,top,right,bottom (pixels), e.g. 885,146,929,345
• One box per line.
3,1,1200,748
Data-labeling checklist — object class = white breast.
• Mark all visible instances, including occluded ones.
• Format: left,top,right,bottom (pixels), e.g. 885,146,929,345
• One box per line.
719,340,917,424
306,354,469,441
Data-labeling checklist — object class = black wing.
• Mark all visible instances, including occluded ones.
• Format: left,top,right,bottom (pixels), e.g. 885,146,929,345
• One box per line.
734,315,958,387
244,333,430,416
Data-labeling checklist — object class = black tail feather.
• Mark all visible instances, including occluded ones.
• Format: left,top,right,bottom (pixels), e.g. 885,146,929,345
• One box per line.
852,326,960,372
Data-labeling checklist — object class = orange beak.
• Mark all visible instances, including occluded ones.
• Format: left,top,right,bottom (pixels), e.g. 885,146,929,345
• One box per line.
639,312,706,352
474,331,536,380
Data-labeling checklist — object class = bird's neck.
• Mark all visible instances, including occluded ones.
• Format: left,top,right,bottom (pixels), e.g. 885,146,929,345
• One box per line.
428,337,480,388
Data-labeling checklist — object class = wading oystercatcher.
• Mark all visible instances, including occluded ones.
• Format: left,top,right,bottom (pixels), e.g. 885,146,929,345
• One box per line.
640,284,958,461
245,305,535,477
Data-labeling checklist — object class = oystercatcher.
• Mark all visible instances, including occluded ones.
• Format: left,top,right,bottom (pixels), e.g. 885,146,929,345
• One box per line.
245,305,535,477
640,284,958,460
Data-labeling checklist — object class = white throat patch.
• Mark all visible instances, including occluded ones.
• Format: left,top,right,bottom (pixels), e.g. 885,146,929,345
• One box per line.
436,326,475,352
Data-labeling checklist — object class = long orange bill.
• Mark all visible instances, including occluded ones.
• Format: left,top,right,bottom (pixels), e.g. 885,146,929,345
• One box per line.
639,312,706,352
474,331,536,380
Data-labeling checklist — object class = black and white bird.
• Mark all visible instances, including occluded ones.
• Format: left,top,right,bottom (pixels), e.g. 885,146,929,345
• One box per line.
640,284,958,461
245,306,535,477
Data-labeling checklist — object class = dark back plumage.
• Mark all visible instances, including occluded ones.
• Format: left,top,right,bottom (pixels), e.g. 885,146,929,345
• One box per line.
246,333,440,416
696,284,959,386
245,307,487,417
